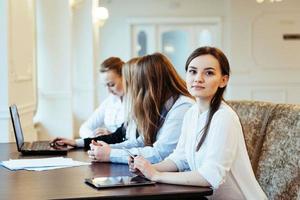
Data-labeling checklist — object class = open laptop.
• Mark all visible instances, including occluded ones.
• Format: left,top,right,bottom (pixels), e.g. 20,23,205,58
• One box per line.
9,104,68,156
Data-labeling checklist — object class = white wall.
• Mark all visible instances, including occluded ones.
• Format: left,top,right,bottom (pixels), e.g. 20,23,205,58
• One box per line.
98,0,228,102
98,0,300,104
228,0,300,103
99,0,226,60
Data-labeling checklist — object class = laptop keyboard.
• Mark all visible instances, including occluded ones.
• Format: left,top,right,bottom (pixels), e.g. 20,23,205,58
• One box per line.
31,141,51,150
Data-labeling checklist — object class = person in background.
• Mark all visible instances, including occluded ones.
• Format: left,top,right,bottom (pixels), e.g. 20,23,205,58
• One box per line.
53,57,125,147
79,57,125,138
52,58,136,149
87,53,195,164
129,47,267,200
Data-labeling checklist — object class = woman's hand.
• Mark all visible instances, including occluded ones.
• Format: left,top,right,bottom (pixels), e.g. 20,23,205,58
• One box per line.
51,137,76,147
93,128,111,137
128,156,144,177
88,140,111,162
130,156,160,181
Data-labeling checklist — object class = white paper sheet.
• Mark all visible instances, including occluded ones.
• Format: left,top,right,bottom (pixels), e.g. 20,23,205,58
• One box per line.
1,157,90,171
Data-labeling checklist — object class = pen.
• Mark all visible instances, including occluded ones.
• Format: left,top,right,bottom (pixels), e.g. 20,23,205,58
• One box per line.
122,147,136,158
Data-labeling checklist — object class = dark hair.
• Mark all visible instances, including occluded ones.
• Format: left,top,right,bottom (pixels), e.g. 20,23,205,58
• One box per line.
124,53,192,146
185,46,230,151
100,57,124,76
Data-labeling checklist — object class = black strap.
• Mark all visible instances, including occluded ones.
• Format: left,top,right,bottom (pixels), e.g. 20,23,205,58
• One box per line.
136,95,179,139
156,95,179,133
83,123,126,150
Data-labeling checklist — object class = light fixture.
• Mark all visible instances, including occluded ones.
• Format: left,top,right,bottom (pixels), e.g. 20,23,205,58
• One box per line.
256,0,283,3
94,7,108,21
93,5,109,26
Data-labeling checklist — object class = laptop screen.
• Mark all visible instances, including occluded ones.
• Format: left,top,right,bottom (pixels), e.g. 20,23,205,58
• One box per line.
9,105,24,151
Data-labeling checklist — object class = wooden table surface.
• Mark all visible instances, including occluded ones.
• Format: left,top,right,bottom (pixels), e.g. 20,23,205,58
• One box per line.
0,143,212,200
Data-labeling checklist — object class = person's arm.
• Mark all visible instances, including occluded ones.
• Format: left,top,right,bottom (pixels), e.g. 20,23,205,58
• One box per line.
133,108,240,188
154,171,211,186
158,111,239,187
195,110,239,189
79,100,107,138
132,156,210,187
109,100,193,164
82,124,126,150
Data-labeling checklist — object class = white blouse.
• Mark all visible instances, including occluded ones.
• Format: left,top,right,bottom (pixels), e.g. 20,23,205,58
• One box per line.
167,102,267,200
79,94,124,138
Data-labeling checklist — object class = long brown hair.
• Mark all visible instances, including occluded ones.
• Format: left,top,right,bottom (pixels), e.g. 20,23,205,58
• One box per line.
123,53,192,146
185,47,230,151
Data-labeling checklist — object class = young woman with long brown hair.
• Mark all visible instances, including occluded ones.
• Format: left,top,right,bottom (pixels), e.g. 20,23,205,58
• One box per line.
87,53,194,164
130,47,267,199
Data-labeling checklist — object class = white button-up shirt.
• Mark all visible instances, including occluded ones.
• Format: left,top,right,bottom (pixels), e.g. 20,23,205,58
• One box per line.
79,94,124,138
167,102,267,200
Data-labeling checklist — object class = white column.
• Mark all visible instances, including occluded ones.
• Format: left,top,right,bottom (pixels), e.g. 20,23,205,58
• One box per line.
0,0,10,142
35,0,73,139
71,0,97,138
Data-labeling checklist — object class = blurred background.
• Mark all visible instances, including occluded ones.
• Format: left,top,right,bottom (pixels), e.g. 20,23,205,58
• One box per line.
1,0,299,142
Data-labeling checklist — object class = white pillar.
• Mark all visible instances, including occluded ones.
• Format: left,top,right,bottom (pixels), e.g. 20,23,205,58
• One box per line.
0,0,10,142
35,0,73,139
71,0,97,138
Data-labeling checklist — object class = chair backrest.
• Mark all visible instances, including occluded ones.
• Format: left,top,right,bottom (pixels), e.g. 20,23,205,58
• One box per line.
227,100,276,174
227,100,300,200
256,103,300,200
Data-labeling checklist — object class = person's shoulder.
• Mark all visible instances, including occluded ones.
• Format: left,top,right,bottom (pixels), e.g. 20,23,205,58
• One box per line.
184,103,198,117
175,95,195,106
102,94,121,104
214,101,239,122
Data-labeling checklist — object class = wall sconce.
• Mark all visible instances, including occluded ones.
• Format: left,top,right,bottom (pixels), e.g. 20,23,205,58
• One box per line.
256,0,282,3
93,6,109,26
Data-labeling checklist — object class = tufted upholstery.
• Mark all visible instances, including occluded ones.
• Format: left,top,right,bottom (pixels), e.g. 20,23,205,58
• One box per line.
227,101,300,200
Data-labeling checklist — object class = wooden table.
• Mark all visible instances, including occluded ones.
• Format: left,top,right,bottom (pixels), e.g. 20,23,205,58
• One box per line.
0,143,213,200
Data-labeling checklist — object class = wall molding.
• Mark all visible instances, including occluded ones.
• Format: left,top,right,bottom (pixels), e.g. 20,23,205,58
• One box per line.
127,17,222,25
250,88,287,103
9,60,33,82
0,109,10,119
38,90,72,99
18,103,36,115
0,103,35,119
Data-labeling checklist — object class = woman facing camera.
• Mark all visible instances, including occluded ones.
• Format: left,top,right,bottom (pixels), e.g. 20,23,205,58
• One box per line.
130,47,267,200
87,53,195,164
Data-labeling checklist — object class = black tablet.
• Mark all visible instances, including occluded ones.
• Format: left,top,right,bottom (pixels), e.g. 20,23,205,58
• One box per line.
85,175,155,189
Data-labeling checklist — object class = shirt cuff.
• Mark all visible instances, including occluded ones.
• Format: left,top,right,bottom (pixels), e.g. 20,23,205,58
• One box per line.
109,148,129,164
75,139,84,147
165,153,189,172
197,162,226,189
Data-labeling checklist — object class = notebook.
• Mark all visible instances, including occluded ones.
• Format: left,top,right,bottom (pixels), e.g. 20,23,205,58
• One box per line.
9,104,68,156
85,175,155,189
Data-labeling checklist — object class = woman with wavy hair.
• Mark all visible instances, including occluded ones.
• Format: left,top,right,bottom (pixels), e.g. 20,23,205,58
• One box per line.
88,53,194,164
130,47,267,199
